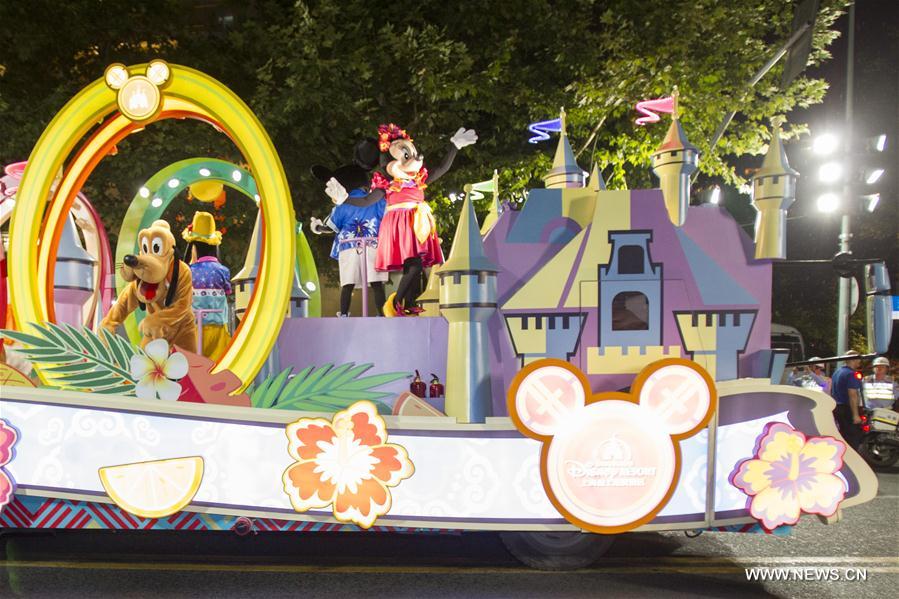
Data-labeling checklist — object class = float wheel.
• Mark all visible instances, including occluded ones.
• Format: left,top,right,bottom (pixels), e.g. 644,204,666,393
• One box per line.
499,531,615,570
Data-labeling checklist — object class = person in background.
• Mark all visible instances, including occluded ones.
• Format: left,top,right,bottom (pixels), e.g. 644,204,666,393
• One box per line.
863,356,897,410
182,211,232,360
830,350,863,449
806,358,831,394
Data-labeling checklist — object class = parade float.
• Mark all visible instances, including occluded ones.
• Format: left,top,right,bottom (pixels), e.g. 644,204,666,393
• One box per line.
0,61,883,569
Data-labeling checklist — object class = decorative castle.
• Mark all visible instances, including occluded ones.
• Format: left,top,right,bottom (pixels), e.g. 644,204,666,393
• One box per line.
751,126,799,260
270,100,786,418
439,194,498,423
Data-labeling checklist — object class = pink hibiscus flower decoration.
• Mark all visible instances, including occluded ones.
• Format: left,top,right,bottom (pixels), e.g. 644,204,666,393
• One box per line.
282,401,414,529
731,422,846,530
0,418,19,511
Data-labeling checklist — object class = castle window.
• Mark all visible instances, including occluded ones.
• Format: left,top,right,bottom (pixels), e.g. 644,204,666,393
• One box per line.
612,292,649,331
618,245,645,274
772,176,780,184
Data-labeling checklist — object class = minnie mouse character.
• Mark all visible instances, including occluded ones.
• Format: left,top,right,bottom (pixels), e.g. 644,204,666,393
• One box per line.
344,124,477,316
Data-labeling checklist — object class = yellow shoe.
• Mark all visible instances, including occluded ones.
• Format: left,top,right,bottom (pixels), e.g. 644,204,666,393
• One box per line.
383,292,398,317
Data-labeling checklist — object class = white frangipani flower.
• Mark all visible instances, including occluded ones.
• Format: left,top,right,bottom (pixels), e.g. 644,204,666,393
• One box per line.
130,339,188,400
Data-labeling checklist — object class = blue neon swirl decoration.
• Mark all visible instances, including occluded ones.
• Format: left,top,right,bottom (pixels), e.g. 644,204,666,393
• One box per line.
527,118,563,143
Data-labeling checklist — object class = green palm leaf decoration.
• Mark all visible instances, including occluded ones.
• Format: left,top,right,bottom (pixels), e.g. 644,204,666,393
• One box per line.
1,323,139,394
250,362,408,414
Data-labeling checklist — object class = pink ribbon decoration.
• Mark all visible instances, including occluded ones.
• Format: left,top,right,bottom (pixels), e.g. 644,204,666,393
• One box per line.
635,96,676,126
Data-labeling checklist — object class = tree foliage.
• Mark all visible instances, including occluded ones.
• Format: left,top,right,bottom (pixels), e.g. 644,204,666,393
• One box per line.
0,0,851,271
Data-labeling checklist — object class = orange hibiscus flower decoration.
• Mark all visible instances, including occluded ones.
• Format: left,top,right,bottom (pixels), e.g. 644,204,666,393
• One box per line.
282,401,414,529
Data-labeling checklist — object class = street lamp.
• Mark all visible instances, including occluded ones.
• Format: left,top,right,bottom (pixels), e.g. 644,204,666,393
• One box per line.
812,133,839,155
864,168,884,185
817,162,843,183
816,192,839,213
862,193,880,213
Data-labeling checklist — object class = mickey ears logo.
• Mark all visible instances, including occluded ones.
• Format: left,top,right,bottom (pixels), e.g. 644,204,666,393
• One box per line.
507,358,716,534
104,60,171,122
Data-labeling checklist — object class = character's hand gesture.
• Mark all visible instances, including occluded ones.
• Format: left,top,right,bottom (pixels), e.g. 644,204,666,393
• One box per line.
451,128,478,149
325,177,348,205
309,217,326,234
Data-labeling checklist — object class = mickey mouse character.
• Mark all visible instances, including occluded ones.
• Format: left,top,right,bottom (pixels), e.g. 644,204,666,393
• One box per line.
310,139,388,317
344,124,477,316
101,220,197,352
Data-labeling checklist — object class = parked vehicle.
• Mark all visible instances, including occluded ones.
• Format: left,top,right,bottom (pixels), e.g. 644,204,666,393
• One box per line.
859,407,899,467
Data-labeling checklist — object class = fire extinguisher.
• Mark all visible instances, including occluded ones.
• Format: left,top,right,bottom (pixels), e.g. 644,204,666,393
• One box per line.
429,373,444,399
410,370,426,398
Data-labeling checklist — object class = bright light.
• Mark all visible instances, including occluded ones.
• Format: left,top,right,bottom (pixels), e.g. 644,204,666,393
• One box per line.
709,186,721,205
738,183,752,196
138,187,150,198
865,168,884,185
167,178,179,188
816,192,839,213
812,133,839,155
863,193,880,213
254,194,260,203
449,192,458,202
198,168,211,177
151,197,163,208
818,162,843,183
875,134,887,152
305,281,316,292
231,170,242,182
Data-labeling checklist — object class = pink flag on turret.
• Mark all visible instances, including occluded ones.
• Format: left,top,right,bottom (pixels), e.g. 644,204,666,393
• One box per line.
635,96,676,126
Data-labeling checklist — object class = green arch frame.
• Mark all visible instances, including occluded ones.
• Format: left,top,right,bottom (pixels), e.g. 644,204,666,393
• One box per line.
117,158,321,342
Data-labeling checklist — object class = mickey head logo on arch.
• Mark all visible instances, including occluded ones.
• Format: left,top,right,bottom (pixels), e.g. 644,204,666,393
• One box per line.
508,358,717,534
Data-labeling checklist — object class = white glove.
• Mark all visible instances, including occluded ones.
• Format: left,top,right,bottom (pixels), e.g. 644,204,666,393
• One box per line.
309,217,326,234
450,127,478,149
325,177,348,205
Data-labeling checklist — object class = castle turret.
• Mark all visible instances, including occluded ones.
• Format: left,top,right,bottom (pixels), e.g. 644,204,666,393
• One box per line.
588,162,606,191
54,213,96,328
651,101,699,227
751,126,798,260
416,266,441,317
439,195,499,423
543,109,585,189
231,212,262,322
233,211,307,321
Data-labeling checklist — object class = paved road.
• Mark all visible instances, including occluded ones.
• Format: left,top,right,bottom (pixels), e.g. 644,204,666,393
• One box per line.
1,466,896,598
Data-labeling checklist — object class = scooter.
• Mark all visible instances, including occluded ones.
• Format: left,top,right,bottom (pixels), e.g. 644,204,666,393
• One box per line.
859,407,899,468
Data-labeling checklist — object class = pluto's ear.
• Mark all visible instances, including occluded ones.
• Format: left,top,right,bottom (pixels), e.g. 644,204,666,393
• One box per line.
508,360,588,439
311,165,333,182
635,360,716,438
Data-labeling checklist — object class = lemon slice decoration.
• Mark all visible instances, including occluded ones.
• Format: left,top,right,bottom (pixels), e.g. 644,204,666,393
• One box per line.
0,362,36,388
99,457,204,519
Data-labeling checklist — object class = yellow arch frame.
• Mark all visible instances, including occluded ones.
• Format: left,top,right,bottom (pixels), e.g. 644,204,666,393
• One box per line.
9,63,294,389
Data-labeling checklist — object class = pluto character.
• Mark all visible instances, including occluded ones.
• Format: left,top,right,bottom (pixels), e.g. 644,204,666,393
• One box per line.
101,220,197,352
